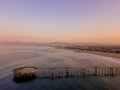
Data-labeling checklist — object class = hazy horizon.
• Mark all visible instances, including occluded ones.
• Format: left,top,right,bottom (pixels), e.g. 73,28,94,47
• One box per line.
0,40,120,46
0,0,120,43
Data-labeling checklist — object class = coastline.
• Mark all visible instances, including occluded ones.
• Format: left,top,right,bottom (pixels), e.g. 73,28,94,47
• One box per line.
56,48,120,59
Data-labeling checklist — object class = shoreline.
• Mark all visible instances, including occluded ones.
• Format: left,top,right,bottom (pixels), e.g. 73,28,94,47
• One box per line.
56,47,120,59
80,50,120,59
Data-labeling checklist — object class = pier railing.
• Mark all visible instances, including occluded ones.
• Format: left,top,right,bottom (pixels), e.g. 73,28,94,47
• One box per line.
13,66,120,82
36,66,120,78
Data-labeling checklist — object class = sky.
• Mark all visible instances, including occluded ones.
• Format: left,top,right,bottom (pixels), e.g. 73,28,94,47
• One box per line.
0,0,120,43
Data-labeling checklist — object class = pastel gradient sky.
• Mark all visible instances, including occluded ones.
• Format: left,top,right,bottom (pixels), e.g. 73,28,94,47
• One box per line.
0,0,120,43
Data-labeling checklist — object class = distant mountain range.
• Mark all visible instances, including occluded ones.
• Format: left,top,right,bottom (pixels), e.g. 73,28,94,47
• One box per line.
0,41,119,46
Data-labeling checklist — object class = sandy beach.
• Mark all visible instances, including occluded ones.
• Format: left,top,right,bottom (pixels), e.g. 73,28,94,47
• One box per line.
61,48,120,59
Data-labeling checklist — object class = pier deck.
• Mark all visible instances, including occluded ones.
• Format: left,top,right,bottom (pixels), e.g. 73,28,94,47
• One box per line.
13,65,120,82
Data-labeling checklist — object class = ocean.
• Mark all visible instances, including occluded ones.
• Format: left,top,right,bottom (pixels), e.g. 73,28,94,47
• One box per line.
0,46,120,90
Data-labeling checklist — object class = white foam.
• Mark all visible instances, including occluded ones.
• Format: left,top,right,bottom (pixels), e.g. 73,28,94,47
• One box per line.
80,53,120,64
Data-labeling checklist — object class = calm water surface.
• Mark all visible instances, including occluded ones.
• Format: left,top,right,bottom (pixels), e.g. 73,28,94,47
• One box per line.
0,46,120,90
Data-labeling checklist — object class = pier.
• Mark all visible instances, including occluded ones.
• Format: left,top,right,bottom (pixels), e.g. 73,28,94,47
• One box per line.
36,66,120,78
13,67,37,82
13,66,120,82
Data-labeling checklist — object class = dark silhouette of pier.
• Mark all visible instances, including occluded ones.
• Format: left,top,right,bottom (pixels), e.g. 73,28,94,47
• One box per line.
36,66,120,78
13,66,120,82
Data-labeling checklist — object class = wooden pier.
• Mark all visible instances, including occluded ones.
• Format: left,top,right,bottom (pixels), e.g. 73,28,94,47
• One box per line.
13,66,120,82
13,67,37,82
36,66,120,78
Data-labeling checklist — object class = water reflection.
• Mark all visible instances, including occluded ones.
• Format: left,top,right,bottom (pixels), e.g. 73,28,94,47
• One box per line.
0,46,120,90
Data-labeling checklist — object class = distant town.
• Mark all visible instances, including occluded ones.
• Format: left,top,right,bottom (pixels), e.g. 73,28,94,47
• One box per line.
46,42,120,54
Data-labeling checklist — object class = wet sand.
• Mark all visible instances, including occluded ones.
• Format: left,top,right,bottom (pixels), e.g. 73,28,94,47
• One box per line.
62,48,120,59
79,51,120,59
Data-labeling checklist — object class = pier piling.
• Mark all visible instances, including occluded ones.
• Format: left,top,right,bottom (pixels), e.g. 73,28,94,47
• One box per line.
13,66,120,82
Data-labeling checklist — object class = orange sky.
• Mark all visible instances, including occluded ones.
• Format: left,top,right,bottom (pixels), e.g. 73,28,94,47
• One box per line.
0,0,120,44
